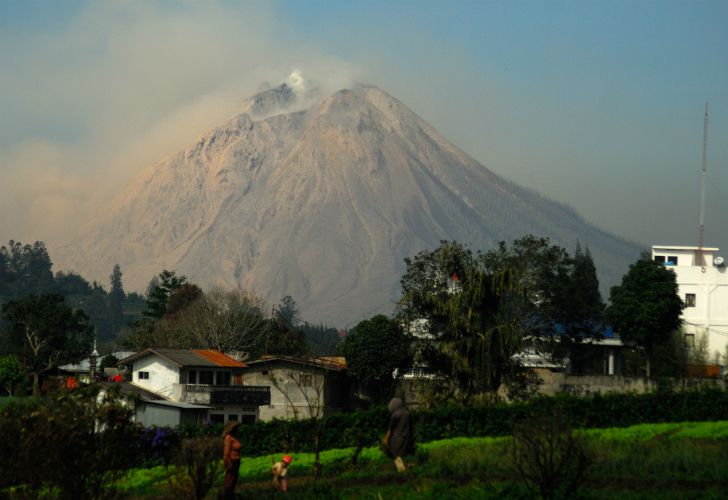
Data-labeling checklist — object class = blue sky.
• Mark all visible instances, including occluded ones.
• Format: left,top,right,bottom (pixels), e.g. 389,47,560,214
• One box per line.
1,0,727,261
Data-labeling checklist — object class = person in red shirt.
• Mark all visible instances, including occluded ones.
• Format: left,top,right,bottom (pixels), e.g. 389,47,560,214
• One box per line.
222,421,242,499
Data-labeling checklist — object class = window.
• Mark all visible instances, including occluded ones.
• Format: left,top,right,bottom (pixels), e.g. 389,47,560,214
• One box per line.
299,374,313,386
138,371,149,380
199,370,214,385
188,369,197,384
666,256,678,265
654,256,666,263
685,293,696,308
685,333,696,348
209,414,224,424
216,371,231,386
241,414,256,425
228,414,238,422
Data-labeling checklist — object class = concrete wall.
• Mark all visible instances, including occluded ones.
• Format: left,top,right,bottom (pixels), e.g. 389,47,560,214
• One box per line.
131,355,180,398
652,246,728,362
135,403,181,427
243,364,326,422
402,371,726,406
531,369,726,396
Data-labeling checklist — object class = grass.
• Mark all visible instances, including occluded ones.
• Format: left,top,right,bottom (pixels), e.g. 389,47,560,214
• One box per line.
116,420,728,498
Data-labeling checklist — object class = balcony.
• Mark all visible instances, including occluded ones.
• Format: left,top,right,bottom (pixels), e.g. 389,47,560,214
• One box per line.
173,384,271,406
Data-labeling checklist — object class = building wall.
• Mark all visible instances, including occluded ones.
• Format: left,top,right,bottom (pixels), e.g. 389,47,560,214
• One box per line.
652,247,728,362
206,404,259,425
135,403,181,428
243,364,327,422
535,370,725,396
131,356,180,398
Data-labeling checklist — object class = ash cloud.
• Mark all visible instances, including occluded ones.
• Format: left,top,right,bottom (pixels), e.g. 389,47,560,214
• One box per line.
0,2,360,256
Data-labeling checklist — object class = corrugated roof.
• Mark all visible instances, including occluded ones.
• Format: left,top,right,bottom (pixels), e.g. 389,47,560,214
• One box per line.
246,355,347,371
194,349,246,368
119,348,246,368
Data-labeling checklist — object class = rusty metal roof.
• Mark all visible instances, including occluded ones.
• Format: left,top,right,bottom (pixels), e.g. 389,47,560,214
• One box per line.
193,349,246,368
119,348,246,368
246,355,347,371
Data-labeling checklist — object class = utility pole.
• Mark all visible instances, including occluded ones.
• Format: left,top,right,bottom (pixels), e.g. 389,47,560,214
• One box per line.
698,102,709,266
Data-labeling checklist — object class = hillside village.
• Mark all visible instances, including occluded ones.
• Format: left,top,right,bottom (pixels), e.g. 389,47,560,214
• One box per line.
21,243,720,429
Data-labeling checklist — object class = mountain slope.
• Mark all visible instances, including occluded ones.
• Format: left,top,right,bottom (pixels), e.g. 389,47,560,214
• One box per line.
56,84,641,326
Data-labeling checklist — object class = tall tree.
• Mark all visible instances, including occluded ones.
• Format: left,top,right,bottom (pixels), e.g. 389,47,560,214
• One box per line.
398,241,519,402
277,295,300,328
605,253,683,377
341,315,412,402
482,237,604,361
109,265,125,337
0,240,56,298
143,270,187,319
1,294,93,395
152,287,266,354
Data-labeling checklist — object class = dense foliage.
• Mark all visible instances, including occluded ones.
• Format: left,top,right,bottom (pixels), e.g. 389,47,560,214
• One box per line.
398,241,520,403
0,386,141,499
170,388,728,457
606,253,684,377
482,236,605,360
341,314,413,402
1,294,93,395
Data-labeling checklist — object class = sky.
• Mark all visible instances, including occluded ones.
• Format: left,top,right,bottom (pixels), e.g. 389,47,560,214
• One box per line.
1,0,727,266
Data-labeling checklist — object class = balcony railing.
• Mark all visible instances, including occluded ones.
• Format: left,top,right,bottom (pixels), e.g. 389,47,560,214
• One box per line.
173,384,271,406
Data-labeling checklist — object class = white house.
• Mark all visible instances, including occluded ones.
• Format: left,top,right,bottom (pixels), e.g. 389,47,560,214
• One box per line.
651,245,728,363
118,348,270,427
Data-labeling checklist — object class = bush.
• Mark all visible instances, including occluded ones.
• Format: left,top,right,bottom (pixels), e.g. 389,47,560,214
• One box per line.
0,386,142,499
217,388,728,458
512,411,590,499
164,436,221,500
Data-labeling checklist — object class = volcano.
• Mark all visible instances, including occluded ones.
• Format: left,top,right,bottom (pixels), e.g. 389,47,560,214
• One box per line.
56,83,641,326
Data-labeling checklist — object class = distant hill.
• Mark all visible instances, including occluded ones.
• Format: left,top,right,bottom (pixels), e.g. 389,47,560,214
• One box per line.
55,83,642,326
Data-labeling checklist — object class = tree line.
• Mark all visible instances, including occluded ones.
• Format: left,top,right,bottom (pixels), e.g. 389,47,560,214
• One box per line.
0,240,342,396
1,236,691,400
341,236,688,405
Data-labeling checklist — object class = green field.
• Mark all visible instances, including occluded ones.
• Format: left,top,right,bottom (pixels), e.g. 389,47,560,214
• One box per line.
116,420,728,499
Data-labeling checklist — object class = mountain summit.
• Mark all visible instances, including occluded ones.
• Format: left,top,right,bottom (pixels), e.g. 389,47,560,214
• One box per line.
57,84,640,326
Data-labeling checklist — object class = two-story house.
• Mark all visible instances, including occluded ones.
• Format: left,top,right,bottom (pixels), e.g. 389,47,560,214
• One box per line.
118,348,270,427
241,355,354,421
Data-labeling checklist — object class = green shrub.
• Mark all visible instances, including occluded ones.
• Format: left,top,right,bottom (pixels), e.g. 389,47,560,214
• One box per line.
512,411,590,499
0,386,141,499
172,388,728,458
165,436,221,500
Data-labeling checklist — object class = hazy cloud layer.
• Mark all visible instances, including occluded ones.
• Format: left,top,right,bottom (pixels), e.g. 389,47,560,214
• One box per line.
2,0,727,265
0,1,361,248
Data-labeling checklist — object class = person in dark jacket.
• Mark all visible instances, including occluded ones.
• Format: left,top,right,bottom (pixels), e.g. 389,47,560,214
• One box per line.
383,397,414,472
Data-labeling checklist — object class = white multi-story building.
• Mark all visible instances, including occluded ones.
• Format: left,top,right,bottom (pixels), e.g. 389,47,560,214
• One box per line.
119,348,270,427
651,245,728,363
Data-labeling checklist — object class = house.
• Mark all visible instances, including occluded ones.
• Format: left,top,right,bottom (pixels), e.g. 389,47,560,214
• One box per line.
118,348,271,426
241,355,354,421
652,245,728,363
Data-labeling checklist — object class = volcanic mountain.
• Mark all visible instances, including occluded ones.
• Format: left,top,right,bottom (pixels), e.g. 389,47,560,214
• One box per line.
56,83,641,326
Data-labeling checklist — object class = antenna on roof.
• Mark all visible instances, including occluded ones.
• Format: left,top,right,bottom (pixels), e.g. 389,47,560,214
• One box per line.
698,102,709,266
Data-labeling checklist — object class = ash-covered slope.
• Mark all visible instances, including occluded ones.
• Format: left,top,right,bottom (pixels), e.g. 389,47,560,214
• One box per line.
57,84,641,326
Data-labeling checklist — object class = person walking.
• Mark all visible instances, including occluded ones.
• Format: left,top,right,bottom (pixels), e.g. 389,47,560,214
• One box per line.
383,397,414,472
222,421,242,499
